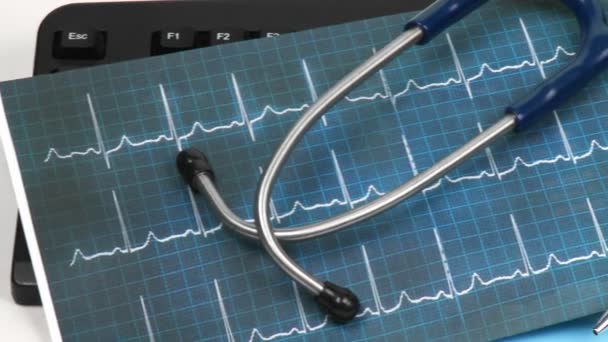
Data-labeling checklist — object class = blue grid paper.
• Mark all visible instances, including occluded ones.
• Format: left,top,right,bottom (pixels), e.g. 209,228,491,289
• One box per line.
2,1,608,341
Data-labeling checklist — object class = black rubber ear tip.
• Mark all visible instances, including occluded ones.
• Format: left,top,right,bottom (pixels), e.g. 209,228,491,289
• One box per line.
176,148,214,191
315,281,360,323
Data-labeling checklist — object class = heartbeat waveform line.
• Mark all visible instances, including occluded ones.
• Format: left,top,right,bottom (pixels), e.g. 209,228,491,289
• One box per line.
213,278,329,342
589,198,608,254
478,123,500,179
511,214,532,276
87,93,111,169
69,185,224,266
212,200,607,341
231,73,256,142
112,190,132,254
159,83,183,152
518,19,578,166
43,18,576,164
446,33,473,99
345,21,574,104
214,279,236,342
245,282,327,342
553,110,576,165
420,134,608,195
330,149,353,209
401,134,418,176
433,228,457,299
69,129,608,266
371,47,399,112
301,59,328,127
259,166,282,223
520,18,547,80
139,295,157,342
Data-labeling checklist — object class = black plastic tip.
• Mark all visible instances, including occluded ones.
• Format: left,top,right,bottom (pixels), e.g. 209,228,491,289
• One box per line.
315,281,360,323
176,148,214,191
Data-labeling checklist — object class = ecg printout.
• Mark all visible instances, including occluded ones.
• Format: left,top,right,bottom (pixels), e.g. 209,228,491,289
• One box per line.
2,1,608,341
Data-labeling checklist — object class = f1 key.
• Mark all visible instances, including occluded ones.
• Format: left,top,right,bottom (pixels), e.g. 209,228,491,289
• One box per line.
152,28,202,55
53,29,107,59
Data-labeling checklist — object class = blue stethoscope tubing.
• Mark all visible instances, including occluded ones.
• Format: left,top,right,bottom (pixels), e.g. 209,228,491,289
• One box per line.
178,0,608,324
413,0,608,130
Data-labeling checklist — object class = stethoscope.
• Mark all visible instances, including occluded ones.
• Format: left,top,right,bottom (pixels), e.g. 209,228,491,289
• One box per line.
177,0,608,327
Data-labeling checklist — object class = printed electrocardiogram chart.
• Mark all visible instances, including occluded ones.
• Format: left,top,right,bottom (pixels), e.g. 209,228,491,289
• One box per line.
2,1,608,341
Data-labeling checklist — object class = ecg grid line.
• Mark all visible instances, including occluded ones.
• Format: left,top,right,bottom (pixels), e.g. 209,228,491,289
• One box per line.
7,6,608,341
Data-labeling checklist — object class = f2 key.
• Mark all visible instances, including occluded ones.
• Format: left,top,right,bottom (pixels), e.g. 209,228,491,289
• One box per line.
210,30,245,45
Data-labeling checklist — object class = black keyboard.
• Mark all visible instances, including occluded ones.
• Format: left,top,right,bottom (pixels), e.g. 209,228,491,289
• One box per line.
15,0,431,305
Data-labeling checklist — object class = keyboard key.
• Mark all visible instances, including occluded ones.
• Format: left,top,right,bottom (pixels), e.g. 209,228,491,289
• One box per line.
260,31,287,38
152,28,198,55
210,30,244,45
52,29,106,59
159,29,195,49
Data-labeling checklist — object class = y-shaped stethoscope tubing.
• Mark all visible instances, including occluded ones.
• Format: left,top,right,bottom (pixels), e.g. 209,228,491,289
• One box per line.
179,0,608,324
